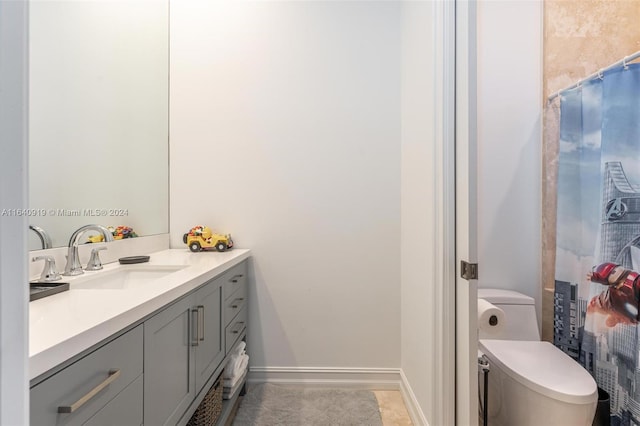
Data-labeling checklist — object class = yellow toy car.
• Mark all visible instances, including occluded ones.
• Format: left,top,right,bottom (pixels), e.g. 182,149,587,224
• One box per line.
183,225,234,252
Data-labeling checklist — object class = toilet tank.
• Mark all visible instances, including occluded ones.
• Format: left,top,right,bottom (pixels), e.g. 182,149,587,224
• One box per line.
478,288,540,341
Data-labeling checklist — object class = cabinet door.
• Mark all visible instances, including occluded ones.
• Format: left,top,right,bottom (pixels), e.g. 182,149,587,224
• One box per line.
144,295,195,426
194,279,224,393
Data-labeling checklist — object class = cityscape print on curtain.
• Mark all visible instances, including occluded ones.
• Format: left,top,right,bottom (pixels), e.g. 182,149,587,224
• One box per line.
554,63,640,426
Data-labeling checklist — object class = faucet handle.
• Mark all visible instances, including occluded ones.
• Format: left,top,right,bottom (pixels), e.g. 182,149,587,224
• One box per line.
85,247,107,271
32,256,62,282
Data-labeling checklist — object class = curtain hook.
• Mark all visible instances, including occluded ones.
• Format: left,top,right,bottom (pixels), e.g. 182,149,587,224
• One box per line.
597,69,604,80
623,56,629,70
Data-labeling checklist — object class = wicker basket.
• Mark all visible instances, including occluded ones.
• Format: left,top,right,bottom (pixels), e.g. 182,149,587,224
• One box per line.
187,374,223,426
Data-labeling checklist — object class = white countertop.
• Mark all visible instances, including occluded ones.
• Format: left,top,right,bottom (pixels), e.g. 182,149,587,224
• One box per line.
29,248,251,380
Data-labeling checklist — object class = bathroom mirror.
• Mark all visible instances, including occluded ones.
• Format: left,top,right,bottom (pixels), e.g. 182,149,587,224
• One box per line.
28,0,169,250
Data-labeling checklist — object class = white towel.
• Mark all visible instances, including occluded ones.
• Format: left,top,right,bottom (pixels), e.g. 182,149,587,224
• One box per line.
223,353,248,379
221,341,246,379
230,341,246,357
223,355,241,379
223,354,248,386
223,369,247,400
222,370,247,399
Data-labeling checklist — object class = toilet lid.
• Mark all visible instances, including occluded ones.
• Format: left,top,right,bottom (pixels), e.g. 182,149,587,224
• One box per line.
479,339,597,404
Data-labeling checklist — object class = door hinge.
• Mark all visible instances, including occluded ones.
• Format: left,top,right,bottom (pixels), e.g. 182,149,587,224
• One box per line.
461,261,478,280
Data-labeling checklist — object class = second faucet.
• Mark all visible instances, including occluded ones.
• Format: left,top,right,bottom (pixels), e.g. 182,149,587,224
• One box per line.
63,224,114,276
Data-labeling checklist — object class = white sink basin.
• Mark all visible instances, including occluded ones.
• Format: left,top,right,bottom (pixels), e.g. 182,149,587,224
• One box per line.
72,265,186,290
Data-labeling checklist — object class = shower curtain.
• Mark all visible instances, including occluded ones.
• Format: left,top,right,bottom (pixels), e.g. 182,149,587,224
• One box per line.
554,63,640,425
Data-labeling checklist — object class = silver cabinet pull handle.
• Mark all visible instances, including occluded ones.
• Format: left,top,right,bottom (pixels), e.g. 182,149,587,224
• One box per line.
230,274,244,283
231,298,245,309
191,308,199,346
58,369,121,413
197,305,205,341
231,322,245,334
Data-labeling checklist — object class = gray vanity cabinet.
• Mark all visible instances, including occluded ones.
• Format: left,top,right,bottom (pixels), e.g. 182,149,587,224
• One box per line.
30,325,143,426
143,295,195,426
143,275,225,426
31,259,248,426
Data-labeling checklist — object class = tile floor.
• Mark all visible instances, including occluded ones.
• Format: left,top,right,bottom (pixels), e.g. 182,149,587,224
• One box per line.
374,391,413,426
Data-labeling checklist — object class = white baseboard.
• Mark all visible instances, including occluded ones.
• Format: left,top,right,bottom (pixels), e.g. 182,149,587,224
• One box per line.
247,366,401,390
400,370,429,426
247,366,428,425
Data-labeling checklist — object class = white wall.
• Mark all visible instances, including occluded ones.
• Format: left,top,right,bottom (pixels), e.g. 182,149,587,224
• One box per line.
170,1,541,422
400,2,437,423
170,1,402,370
477,0,542,316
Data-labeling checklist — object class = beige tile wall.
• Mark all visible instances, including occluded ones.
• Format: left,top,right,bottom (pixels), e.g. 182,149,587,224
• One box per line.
541,0,640,341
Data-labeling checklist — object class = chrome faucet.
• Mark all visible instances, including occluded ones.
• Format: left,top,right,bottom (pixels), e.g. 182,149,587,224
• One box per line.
29,225,52,249
63,225,114,276
85,247,107,271
32,255,61,282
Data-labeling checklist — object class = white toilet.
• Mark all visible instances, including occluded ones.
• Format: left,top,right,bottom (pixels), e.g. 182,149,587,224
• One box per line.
478,288,598,426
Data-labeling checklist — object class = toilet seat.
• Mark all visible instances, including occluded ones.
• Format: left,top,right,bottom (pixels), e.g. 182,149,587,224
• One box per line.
479,339,597,404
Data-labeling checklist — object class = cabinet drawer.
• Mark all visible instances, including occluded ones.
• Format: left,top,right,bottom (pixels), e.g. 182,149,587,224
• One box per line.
83,374,143,426
31,325,143,426
225,306,247,354
224,281,247,327
221,261,247,301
